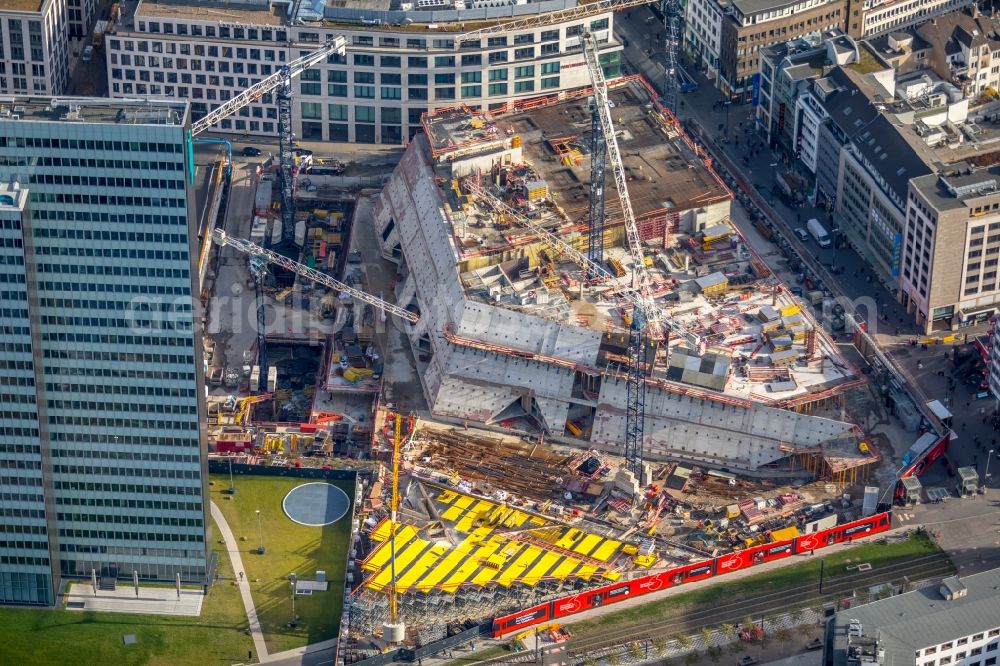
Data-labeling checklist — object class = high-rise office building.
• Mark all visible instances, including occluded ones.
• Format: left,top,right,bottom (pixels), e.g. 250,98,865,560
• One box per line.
0,97,209,606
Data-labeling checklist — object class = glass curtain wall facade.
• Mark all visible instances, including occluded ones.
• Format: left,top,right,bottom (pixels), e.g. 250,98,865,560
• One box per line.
0,101,209,604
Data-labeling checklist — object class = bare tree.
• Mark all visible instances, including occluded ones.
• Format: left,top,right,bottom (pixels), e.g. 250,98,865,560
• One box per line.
776,627,792,655
720,624,737,643
676,634,693,650
652,636,668,655
700,626,714,648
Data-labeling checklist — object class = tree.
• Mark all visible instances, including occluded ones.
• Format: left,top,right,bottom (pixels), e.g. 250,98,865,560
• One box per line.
608,651,622,666
630,641,643,661
700,626,714,648
584,658,598,666
720,624,737,643
775,627,792,655
652,636,669,655
742,616,755,632
675,634,693,650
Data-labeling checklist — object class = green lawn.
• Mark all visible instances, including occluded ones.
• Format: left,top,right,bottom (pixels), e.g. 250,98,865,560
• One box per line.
0,517,255,665
567,531,943,636
210,474,353,654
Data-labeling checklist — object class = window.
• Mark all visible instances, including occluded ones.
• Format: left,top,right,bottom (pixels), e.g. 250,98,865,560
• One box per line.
591,18,609,30
515,65,534,78
354,85,375,98
381,87,401,99
541,62,560,74
409,73,428,85
925,648,938,656
328,70,347,83
356,106,376,123
489,68,508,81
300,102,322,119
408,87,427,100
461,71,482,83
515,80,535,93
461,84,482,98
354,72,375,83
381,55,401,68
461,54,481,66
408,56,427,68
354,54,375,66
488,37,508,47
488,83,507,95
435,87,455,99
940,658,952,665
986,658,997,666
489,51,509,64
435,72,455,84
382,107,402,124
328,104,348,121
435,56,455,67
328,84,347,97
960,640,970,647
514,47,535,60
541,29,559,41
382,73,401,85
541,76,560,89
541,43,560,55
300,82,321,95
976,635,986,641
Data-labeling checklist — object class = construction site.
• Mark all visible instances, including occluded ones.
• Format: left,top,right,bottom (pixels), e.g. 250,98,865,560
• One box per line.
191,32,892,658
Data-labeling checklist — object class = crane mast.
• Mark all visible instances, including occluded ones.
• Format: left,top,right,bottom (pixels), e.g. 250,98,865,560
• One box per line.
211,229,418,323
662,0,681,116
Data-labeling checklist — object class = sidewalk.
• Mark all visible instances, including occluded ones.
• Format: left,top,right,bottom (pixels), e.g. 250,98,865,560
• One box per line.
211,501,269,662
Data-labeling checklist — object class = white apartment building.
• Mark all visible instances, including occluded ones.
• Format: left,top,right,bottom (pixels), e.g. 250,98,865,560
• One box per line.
106,0,623,144
683,0,723,79
860,0,971,38
0,0,69,95
65,0,95,38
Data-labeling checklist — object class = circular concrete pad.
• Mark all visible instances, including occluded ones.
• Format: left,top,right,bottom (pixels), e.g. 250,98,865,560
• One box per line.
282,482,350,527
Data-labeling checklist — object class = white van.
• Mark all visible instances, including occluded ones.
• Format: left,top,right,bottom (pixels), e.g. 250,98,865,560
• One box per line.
82,45,94,61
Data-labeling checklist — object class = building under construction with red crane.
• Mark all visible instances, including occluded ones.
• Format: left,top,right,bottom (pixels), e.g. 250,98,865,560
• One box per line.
372,76,879,482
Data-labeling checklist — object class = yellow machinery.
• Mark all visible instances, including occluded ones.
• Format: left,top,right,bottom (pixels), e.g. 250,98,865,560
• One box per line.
234,392,273,425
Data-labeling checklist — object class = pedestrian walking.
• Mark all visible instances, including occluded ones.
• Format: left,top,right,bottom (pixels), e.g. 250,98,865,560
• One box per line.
239,571,244,581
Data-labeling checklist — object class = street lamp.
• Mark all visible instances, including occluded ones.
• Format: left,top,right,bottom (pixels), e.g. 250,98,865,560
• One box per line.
228,458,236,495
255,509,265,555
985,449,994,490
289,573,298,628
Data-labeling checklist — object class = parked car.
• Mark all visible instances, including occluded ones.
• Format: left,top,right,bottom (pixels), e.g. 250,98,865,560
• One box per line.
737,657,759,666
805,639,823,651
793,227,810,242
82,45,94,61
241,146,262,157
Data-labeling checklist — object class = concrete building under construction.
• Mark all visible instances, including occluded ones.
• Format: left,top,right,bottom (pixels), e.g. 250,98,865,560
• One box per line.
373,77,877,480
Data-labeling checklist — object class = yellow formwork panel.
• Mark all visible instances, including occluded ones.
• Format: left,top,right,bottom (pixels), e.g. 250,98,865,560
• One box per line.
523,551,561,585
574,534,603,557
439,556,481,593
437,489,458,505
496,546,544,588
441,505,463,522
591,539,621,563
529,516,547,526
416,546,471,589
397,549,444,593
469,526,493,543
555,528,580,550
549,556,582,580
370,521,415,543
601,570,622,582
363,528,418,570
453,495,474,511
455,500,495,533
503,509,532,528
576,564,598,580
366,540,431,591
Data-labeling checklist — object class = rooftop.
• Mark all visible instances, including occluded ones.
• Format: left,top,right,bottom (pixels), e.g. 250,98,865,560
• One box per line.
0,96,189,126
845,41,890,75
730,0,803,19
0,181,28,211
829,568,1000,666
0,0,45,12
911,163,1000,212
136,0,285,26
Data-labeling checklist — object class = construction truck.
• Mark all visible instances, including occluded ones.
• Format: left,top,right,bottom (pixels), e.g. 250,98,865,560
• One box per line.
91,20,108,48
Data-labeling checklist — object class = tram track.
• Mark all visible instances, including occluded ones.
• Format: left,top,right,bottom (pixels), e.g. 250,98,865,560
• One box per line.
472,553,953,665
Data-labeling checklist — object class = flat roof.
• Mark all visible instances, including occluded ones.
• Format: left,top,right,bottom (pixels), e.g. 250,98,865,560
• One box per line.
830,568,1000,666
0,0,44,11
0,96,188,126
136,0,285,26
731,0,798,17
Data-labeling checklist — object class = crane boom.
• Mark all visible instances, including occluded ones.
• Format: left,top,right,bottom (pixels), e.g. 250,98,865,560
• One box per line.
582,34,650,297
211,229,419,323
190,37,346,136
455,0,655,43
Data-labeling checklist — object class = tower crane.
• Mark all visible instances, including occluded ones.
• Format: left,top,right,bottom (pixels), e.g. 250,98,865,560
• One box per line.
194,37,347,393
581,31,659,482
661,0,682,116
211,229,419,324
386,413,404,641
